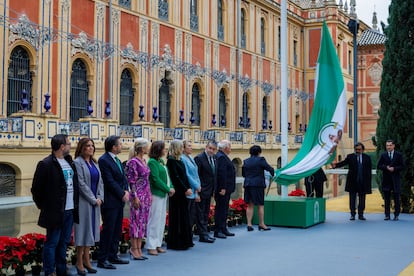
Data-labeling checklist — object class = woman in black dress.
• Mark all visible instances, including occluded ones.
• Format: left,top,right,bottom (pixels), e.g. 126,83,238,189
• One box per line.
166,140,194,250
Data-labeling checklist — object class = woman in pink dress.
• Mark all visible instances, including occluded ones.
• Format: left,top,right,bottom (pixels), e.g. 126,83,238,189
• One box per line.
125,138,152,260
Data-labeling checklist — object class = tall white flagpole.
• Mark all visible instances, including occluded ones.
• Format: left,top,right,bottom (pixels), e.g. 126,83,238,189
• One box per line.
280,0,288,197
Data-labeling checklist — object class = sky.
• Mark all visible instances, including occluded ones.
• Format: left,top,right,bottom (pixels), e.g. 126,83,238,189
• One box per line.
354,0,391,30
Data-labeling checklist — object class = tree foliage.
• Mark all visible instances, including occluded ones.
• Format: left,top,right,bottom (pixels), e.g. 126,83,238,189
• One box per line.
376,0,414,212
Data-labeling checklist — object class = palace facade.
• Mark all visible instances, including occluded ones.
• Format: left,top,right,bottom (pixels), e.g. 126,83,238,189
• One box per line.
0,0,384,198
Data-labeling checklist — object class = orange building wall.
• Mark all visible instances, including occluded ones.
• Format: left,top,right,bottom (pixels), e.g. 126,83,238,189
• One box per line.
10,0,39,24
120,12,139,48
192,36,204,67
219,45,230,70
71,0,94,35
308,28,321,67
262,60,270,81
159,25,175,55
242,53,252,76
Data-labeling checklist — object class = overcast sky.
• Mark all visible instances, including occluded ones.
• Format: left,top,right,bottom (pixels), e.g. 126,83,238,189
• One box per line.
354,0,391,30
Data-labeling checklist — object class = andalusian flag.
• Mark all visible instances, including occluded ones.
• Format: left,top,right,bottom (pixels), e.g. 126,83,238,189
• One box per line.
274,21,346,185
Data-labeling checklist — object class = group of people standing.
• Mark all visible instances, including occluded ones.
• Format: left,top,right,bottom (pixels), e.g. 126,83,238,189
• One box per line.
33,135,274,276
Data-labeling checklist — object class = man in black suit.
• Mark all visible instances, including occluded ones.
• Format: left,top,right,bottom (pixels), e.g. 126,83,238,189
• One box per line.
194,140,217,243
97,136,130,269
377,139,405,221
333,142,372,221
214,140,236,238
304,168,327,198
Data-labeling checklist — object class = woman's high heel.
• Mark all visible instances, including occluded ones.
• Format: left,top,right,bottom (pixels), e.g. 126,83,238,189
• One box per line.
247,226,254,231
258,225,271,231
83,265,97,274
76,267,86,276
129,249,146,260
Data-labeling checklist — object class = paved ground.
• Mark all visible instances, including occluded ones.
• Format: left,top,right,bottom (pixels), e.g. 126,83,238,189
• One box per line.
2,191,413,275
66,190,413,276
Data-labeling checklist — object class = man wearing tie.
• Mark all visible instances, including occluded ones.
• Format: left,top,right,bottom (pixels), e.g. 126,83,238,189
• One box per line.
97,136,130,269
214,140,236,238
194,140,217,243
377,139,405,221
332,142,372,221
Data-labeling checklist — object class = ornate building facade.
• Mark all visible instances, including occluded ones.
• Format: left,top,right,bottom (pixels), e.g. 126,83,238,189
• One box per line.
0,0,380,198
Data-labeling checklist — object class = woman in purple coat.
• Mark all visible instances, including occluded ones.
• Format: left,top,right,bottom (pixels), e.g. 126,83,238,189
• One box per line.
125,138,152,260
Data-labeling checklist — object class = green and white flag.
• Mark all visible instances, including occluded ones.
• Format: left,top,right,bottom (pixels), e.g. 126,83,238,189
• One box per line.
274,21,346,185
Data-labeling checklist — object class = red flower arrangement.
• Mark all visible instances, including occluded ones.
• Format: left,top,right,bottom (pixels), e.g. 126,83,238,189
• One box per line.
0,233,45,274
121,218,130,244
229,198,248,213
288,188,306,197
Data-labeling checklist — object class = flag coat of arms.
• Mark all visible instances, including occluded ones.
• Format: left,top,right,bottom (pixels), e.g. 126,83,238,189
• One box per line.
274,21,347,185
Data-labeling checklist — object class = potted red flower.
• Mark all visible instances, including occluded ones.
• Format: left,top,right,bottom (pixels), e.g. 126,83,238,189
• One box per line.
288,188,306,197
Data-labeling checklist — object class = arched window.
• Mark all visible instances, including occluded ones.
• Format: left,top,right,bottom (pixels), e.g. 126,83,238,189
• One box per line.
158,0,169,21
261,17,266,55
119,69,134,125
7,46,32,116
191,83,200,126
262,96,268,129
218,0,224,40
70,59,88,122
159,74,171,128
241,9,246,48
190,0,199,32
242,92,249,128
219,89,226,127
0,164,16,197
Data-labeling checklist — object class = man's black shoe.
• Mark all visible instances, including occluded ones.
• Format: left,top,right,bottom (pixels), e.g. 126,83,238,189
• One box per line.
199,236,214,243
97,261,116,269
214,232,227,239
358,215,366,220
384,216,390,221
350,215,355,221
223,229,235,236
393,216,399,221
109,257,129,264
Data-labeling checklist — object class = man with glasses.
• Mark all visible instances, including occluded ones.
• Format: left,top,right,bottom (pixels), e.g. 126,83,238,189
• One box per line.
332,142,372,221
32,134,79,276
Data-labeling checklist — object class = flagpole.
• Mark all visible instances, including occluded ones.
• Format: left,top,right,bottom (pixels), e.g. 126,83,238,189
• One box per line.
280,0,288,197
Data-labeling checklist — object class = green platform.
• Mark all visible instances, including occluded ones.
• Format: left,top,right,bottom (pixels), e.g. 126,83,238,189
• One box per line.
252,196,326,228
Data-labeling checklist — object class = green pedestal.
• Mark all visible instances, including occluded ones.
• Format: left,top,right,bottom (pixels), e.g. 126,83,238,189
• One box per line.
252,196,326,228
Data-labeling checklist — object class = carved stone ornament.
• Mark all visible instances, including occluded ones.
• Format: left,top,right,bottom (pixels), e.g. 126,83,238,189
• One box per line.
368,62,382,86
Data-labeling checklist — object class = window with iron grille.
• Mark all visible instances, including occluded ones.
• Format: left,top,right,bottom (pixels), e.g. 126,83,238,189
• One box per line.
190,0,198,32
7,46,32,116
242,92,249,128
219,89,226,127
241,9,246,48
218,0,224,41
191,83,200,126
119,0,131,9
70,59,88,122
159,77,171,128
119,69,134,125
261,18,266,55
159,0,169,21
0,164,16,197
262,96,268,129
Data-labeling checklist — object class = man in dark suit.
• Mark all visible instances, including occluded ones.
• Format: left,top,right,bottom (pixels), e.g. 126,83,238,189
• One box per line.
97,136,130,269
333,142,372,221
304,168,327,198
194,140,217,243
377,139,405,221
214,140,236,238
